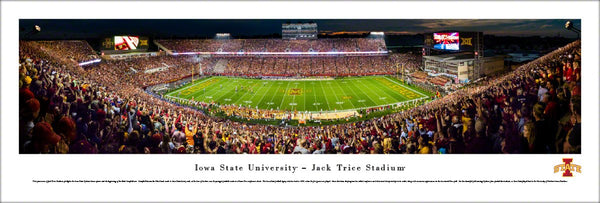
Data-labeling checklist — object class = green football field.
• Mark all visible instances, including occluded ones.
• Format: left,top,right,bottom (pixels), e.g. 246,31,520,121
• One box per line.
165,76,432,112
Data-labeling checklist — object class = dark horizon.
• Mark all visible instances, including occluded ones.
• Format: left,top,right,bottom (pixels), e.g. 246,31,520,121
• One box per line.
20,19,581,40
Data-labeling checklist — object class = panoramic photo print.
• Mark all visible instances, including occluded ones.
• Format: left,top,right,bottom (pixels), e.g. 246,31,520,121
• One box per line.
18,19,581,154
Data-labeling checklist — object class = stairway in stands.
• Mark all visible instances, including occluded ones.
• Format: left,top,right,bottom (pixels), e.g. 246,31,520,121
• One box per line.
213,59,228,74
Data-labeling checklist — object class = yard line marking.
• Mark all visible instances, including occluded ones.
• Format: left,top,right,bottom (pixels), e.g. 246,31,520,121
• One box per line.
303,81,307,111
173,78,226,104
246,80,270,104
192,78,229,102
347,78,379,107
291,83,299,105
318,80,332,110
231,80,253,106
366,78,407,103
278,81,292,110
339,78,366,108
213,80,240,103
354,77,386,105
311,81,320,111
256,80,277,107
324,80,343,109
266,80,283,109
331,78,356,109
324,80,341,108
368,76,407,103
209,77,240,103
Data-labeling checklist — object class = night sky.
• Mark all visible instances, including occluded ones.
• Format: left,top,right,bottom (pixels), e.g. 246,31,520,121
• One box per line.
19,19,581,40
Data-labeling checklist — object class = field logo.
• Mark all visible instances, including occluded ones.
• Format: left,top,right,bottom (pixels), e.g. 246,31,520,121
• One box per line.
461,38,472,46
288,88,303,96
554,158,581,177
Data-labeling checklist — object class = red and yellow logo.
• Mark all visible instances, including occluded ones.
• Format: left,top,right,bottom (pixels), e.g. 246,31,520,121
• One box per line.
287,88,303,96
554,158,581,177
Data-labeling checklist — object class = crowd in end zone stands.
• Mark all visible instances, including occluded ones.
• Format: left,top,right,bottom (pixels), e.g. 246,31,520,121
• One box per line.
19,39,580,154
219,55,417,77
155,38,386,53
35,41,99,63
94,56,200,87
211,52,421,77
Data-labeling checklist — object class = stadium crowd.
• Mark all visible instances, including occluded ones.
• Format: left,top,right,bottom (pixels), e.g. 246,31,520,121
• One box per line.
218,54,421,77
35,41,99,63
19,39,580,154
156,38,386,53
96,56,201,87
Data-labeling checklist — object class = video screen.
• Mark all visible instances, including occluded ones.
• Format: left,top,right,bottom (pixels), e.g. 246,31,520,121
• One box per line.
433,32,459,50
114,36,140,50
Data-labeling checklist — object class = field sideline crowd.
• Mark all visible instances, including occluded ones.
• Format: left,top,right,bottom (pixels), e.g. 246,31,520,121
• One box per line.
19,39,580,154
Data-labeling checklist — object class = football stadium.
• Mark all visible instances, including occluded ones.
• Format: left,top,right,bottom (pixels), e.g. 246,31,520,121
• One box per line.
18,20,581,154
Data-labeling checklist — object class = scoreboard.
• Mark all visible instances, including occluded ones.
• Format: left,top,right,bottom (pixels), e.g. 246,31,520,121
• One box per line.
433,32,460,51
101,36,149,51
424,31,481,52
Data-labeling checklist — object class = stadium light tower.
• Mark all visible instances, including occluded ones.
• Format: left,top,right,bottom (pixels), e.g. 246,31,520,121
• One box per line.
215,33,231,39
369,32,385,38
564,21,580,38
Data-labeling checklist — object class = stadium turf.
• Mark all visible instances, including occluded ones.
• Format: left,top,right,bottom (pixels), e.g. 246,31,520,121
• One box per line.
165,76,432,112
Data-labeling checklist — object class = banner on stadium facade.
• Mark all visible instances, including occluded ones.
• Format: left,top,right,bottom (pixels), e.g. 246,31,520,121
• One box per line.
423,31,481,52
101,36,150,51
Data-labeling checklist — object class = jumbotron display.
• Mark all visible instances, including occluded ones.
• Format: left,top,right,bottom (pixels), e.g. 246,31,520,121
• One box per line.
114,36,140,50
433,32,460,51
100,36,149,51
